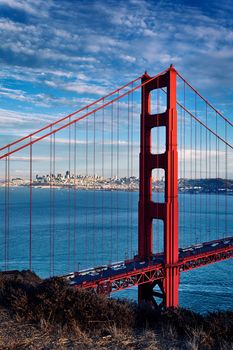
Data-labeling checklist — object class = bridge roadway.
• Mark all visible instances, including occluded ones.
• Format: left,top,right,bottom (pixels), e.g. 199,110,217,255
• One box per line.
66,236,233,294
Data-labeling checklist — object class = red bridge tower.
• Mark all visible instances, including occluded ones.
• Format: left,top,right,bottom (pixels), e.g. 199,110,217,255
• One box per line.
138,66,179,308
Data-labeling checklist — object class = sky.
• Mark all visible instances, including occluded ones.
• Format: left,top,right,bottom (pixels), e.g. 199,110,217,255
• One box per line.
0,0,232,178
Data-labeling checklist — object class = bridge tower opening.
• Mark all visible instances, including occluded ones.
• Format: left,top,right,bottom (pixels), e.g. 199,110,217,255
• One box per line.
138,66,179,308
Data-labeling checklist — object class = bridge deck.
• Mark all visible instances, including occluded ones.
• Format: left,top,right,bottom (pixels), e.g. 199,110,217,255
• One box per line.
66,236,233,294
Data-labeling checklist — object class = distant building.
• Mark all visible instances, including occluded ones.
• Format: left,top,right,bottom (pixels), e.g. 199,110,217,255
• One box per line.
65,170,70,179
57,173,63,180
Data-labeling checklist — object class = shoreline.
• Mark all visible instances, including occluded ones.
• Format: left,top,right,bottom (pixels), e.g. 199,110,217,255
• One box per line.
0,184,233,195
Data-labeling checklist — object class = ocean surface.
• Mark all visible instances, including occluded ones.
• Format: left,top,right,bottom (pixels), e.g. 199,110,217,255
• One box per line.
0,187,232,314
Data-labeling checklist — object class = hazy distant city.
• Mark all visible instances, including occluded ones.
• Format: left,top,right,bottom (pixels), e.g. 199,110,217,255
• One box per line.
1,170,232,194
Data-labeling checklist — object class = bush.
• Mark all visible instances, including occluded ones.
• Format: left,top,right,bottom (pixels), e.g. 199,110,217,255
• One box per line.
0,271,135,331
0,270,232,349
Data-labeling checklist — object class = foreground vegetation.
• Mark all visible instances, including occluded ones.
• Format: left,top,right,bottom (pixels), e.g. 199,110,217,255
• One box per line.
0,271,232,349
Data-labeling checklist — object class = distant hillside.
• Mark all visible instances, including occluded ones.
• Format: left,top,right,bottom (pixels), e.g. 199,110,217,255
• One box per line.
178,178,233,194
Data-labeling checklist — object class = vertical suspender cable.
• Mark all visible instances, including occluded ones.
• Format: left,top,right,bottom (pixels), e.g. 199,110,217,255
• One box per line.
7,152,10,269
29,139,32,271
194,93,197,243
190,96,192,245
183,82,186,247
85,114,88,265
179,102,183,247
127,94,130,259
102,102,104,264
179,91,182,246
4,157,7,270
130,85,134,258
199,111,202,244
49,130,52,276
93,111,96,264
209,116,211,241
216,112,219,239
110,104,113,263
74,121,77,271
68,118,71,272
156,79,160,252
205,103,208,243
217,127,220,238
116,94,119,261
52,133,55,275
4,150,10,271
225,122,227,237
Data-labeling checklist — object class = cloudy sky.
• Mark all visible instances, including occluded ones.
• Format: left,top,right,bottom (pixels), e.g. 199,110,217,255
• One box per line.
0,0,232,177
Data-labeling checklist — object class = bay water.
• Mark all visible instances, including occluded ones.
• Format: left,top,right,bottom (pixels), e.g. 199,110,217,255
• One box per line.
0,187,232,314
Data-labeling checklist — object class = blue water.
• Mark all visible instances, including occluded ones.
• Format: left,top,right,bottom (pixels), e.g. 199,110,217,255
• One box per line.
0,187,232,314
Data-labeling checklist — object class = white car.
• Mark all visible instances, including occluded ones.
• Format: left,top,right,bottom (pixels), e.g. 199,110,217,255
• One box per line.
224,240,230,244
112,264,125,270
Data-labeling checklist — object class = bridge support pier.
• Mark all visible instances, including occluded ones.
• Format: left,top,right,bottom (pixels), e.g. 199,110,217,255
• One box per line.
138,66,179,309
138,280,165,309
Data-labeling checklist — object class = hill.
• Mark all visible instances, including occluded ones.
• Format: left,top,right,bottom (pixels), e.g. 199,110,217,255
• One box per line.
0,270,232,349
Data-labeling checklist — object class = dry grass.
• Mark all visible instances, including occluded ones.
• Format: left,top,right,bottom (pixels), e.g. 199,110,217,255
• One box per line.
0,271,135,332
0,270,232,349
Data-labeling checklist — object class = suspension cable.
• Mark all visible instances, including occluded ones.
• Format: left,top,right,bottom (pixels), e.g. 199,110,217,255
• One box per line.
0,76,143,153
0,69,168,160
176,70,233,127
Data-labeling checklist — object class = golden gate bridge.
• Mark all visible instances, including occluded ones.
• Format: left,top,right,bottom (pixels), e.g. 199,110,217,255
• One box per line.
0,65,232,309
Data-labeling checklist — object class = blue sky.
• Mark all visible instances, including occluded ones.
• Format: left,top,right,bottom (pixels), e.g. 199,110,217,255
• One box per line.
0,0,232,178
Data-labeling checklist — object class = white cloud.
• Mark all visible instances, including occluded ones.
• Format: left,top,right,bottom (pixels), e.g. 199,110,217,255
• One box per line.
40,50,97,63
64,82,108,96
179,149,233,160
0,108,55,128
0,18,23,31
0,86,82,107
11,155,64,162
120,55,136,63
52,137,138,146
0,0,51,17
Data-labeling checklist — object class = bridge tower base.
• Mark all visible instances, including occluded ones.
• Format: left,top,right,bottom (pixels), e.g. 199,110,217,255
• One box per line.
138,66,179,309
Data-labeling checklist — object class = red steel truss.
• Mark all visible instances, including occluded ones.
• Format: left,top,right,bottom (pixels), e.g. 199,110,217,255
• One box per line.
74,238,233,302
